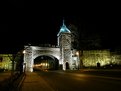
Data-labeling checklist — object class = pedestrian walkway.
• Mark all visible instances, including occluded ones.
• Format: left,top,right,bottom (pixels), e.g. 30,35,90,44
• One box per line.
21,72,54,91
0,71,11,82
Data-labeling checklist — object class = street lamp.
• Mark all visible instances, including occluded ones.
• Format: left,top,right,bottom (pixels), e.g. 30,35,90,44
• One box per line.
22,50,26,73
76,51,79,56
23,50,26,54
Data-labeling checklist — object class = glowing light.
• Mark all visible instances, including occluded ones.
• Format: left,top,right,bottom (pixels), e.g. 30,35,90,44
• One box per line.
23,50,26,54
76,52,79,55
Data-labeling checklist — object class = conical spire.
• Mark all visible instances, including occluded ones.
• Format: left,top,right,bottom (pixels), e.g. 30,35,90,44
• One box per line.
62,19,65,26
57,19,71,36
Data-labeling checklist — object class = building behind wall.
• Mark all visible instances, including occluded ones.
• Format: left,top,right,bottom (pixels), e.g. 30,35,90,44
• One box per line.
0,54,13,71
110,51,121,66
82,49,111,67
81,49,121,68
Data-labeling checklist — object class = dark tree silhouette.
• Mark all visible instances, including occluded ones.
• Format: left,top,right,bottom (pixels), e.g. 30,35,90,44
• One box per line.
68,24,80,49
68,24,102,50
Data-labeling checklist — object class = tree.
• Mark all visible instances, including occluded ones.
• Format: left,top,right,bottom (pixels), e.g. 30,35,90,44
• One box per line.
68,23,102,68
68,24,80,49
80,33,102,50
8,50,24,76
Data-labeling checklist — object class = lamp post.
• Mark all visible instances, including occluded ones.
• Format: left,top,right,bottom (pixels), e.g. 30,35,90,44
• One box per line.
9,54,16,76
22,50,26,73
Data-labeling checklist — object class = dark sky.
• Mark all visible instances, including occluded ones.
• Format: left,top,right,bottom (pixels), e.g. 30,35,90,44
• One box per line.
1,1,120,53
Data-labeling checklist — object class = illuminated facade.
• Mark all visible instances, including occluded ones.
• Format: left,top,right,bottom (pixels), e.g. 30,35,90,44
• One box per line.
24,21,80,72
24,46,60,72
82,50,111,67
23,21,121,72
0,54,13,70
82,50,121,68
57,20,72,70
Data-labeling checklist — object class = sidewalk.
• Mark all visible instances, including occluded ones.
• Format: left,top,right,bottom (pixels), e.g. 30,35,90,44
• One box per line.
20,72,54,91
0,71,11,82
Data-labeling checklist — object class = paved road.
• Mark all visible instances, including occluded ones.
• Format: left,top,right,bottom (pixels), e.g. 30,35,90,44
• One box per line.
36,70,121,91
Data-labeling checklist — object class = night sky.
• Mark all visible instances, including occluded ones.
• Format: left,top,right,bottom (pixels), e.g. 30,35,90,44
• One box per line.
1,1,120,53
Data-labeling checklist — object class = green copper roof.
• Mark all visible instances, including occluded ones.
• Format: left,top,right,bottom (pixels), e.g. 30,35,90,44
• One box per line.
57,20,71,36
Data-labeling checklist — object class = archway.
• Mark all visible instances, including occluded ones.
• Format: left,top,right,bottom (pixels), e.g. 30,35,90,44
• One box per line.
33,55,59,71
66,62,69,69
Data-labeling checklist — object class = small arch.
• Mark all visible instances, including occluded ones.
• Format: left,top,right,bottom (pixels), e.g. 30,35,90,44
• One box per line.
66,62,69,69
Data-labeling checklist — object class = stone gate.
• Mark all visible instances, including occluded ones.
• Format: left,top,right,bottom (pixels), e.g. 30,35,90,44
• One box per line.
23,46,60,72
23,20,80,72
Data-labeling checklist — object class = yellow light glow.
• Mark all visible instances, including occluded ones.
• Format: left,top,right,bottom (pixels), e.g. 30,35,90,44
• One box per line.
76,52,79,55
23,50,26,54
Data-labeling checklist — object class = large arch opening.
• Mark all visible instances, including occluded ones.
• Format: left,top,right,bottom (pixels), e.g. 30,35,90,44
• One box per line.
33,55,59,71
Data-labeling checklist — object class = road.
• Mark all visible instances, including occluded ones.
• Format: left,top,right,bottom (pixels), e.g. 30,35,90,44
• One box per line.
36,70,121,91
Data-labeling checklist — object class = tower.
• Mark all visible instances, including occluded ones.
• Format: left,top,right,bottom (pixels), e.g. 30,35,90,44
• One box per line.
57,20,72,70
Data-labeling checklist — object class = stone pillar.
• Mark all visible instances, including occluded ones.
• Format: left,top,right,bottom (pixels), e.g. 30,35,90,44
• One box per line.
24,46,33,72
